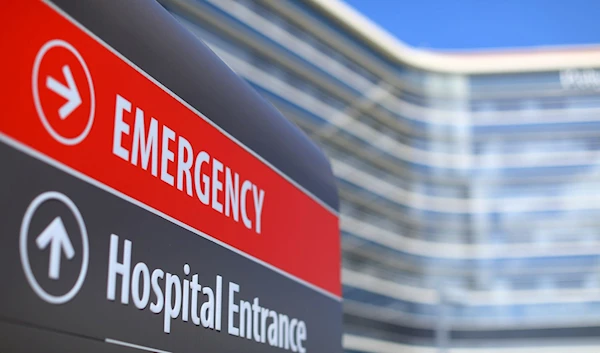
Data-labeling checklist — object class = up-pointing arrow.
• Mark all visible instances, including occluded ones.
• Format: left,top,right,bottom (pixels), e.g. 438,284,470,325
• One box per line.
46,65,82,119
36,217,75,280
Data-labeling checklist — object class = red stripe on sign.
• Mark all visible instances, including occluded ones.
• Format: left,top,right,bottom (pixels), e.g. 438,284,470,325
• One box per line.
0,1,340,297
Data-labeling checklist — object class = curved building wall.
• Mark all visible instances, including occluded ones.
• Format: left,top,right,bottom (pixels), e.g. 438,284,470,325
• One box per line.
159,0,600,351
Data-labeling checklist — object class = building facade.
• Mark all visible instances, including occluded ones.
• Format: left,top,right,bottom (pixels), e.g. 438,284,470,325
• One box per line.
158,0,600,351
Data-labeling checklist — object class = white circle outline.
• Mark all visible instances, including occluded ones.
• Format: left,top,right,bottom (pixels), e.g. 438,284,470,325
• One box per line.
19,191,89,304
32,39,96,146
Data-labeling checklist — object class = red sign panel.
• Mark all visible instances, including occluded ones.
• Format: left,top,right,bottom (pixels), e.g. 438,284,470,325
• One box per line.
0,1,340,297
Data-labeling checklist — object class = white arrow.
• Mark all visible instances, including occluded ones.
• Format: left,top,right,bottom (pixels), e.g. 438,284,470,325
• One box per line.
36,217,76,280
45,65,82,120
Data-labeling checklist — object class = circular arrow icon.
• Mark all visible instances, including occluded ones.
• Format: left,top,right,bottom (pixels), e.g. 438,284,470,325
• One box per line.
20,191,89,304
32,39,95,146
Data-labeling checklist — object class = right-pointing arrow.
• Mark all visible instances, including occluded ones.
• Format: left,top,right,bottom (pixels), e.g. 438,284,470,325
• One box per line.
36,216,75,280
46,65,82,120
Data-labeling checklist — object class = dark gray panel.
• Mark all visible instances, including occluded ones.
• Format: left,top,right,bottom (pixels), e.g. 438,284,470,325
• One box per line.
0,142,342,353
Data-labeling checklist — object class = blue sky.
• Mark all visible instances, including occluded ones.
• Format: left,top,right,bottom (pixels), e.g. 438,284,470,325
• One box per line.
344,0,600,51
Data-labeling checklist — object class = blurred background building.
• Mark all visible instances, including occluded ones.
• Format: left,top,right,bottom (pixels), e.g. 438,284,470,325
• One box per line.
158,0,600,352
